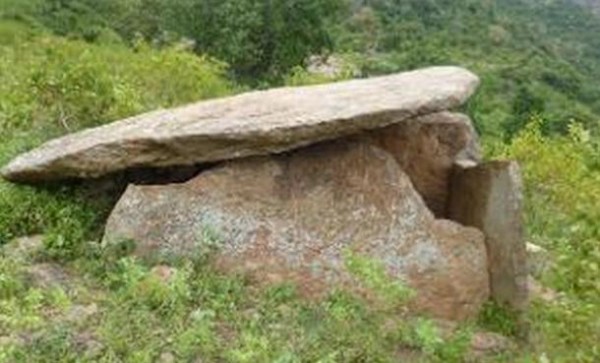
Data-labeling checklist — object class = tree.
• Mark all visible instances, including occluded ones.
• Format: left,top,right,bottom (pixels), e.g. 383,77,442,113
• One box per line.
167,0,343,80
504,85,546,141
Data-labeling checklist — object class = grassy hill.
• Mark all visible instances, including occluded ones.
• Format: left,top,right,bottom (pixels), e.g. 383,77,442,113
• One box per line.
570,0,600,14
331,0,600,139
3,0,598,139
0,1,599,362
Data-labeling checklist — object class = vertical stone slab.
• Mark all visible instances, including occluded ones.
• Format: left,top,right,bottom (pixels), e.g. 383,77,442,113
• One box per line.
447,161,528,313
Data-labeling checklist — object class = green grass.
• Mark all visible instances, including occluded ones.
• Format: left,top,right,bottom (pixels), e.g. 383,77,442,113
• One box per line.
0,21,235,254
492,121,600,362
0,17,599,363
0,240,484,363
1,120,597,363
0,23,475,363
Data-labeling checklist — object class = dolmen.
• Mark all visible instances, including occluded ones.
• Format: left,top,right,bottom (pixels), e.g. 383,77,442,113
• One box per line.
1,67,527,321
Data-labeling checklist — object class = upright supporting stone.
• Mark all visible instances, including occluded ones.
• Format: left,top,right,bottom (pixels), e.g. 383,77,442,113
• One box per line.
447,161,528,313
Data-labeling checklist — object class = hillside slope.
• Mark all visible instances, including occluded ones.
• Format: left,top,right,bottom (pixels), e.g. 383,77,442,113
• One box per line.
0,0,599,141
570,0,600,14
332,0,600,138
0,1,599,362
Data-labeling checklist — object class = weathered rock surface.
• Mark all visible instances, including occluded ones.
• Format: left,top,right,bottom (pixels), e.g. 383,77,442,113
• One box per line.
2,235,45,261
1,66,479,183
65,304,99,325
527,276,561,304
467,331,517,362
103,140,489,320
25,263,74,290
363,111,480,216
527,242,553,278
448,161,528,313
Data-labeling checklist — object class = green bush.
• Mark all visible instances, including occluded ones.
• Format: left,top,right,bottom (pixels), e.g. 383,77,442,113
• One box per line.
492,119,600,361
1,0,344,81
0,24,235,258
0,182,107,252
1,4,600,360
0,27,233,136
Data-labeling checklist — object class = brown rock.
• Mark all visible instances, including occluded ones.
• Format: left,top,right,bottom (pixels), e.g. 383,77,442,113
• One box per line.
0,335,25,348
1,66,479,183
151,265,177,283
157,352,176,363
467,331,517,362
2,235,45,261
528,276,561,304
25,263,73,290
73,331,105,358
65,303,99,325
527,242,553,278
448,161,528,312
364,112,480,216
103,141,489,320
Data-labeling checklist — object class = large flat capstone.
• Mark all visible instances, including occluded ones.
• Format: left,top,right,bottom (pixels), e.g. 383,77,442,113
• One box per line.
103,140,490,320
1,66,479,183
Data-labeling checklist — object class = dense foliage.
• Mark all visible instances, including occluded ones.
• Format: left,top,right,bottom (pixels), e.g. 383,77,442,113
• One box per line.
495,122,600,361
0,0,598,362
3,0,599,137
0,21,234,251
331,0,600,139
0,0,343,81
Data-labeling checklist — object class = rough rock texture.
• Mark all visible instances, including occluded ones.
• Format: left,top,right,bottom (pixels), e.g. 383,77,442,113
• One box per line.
528,276,561,304
467,331,517,362
1,66,479,183
363,111,480,217
3,235,45,261
103,141,489,320
448,161,528,312
25,263,74,290
527,242,553,279
65,304,99,325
